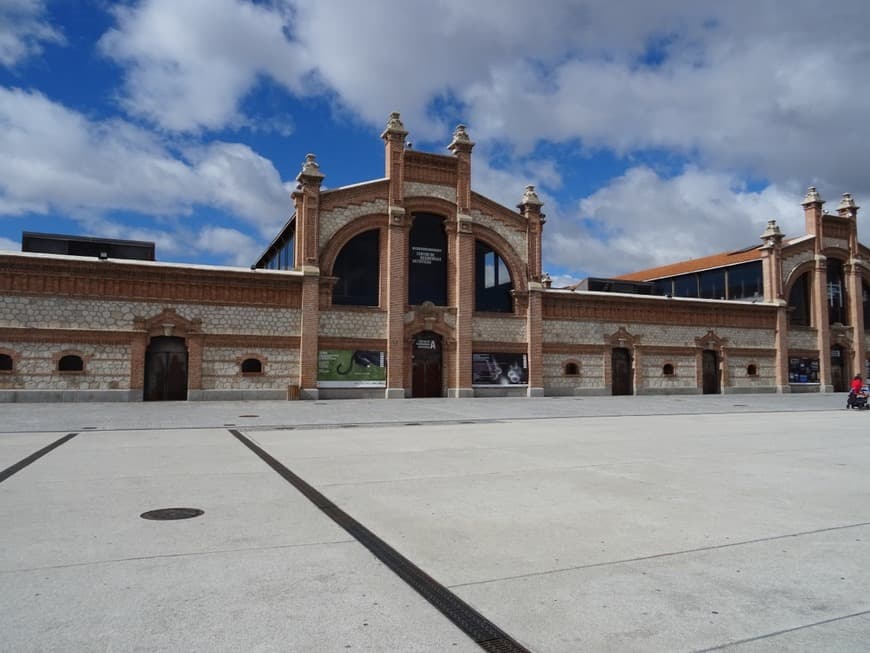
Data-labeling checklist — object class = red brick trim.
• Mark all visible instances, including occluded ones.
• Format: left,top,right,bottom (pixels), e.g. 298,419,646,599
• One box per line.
0,327,136,344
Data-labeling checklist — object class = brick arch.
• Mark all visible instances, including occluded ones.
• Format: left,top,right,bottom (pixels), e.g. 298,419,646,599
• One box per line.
0,347,21,372
404,197,458,223
320,214,388,275
471,224,528,294
783,260,815,298
821,247,850,263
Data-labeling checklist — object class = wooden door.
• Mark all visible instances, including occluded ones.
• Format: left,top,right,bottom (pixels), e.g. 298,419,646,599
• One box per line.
611,347,633,395
411,332,442,398
144,337,188,401
702,350,720,394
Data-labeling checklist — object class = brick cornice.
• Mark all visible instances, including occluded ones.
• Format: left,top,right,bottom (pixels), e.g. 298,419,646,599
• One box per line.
472,341,528,353
542,293,777,329
0,256,303,307
0,327,136,344
203,334,301,348
317,337,387,350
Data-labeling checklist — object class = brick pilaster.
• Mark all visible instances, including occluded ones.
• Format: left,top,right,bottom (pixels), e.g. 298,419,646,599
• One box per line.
385,207,408,398
293,154,325,400
813,255,832,392
526,284,544,396
518,186,545,281
450,216,474,397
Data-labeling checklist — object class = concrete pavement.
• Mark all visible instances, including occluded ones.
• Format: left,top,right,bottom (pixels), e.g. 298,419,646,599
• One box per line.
1,394,868,651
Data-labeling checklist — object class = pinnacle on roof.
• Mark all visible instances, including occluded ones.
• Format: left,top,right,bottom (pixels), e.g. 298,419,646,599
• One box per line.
381,111,408,139
297,153,324,181
519,185,543,207
801,186,824,206
448,124,474,152
838,193,858,211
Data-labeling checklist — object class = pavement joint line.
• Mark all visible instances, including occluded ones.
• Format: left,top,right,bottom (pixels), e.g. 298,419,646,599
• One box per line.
229,428,533,653
450,520,870,589
691,609,870,651
0,432,79,484
0,538,357,575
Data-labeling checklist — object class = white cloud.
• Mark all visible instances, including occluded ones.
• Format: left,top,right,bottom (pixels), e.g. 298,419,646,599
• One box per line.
543,166,802,278
99,0,310,132
0,0,63,67
196,225,262,266
0,87,291,261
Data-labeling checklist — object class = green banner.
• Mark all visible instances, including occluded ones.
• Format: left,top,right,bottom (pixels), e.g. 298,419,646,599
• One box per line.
317,350,386,387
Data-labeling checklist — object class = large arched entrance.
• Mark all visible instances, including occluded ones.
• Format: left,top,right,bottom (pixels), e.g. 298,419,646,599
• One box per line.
411,331,442,398
144,336,188,401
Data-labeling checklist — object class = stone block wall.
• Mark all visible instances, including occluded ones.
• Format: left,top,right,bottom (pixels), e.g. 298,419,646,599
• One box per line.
200,346,298,390
543,352,605,395
319,309,387,339
0,340,130,391
473,316,526,342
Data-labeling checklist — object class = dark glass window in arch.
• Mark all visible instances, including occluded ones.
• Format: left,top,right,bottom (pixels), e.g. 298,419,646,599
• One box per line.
0,353,12,371
333,229,380,306
475,241,513,312
827,258,847,325
408,214,447,306
241,358,262,374
58,355,83,372
788,273,811,327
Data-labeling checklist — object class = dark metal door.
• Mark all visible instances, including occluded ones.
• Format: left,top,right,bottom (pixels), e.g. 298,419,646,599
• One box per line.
611,347,633,395
702,350,720,394
831,346,846,392
411,332,442,398
144,336,188,401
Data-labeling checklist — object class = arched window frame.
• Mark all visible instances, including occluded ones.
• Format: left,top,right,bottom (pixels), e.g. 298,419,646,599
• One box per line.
331,228,381,307
662,363,675,376
237,354,266,376
563,360,581,376
55,351,87,374
747,363,758,377
0,350,17,373
474,240,514,313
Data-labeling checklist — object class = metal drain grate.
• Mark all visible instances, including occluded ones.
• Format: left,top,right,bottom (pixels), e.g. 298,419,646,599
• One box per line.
140,508,204,521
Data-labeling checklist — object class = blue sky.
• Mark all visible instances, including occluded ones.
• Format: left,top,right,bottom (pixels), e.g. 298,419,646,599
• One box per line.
2,1,869,284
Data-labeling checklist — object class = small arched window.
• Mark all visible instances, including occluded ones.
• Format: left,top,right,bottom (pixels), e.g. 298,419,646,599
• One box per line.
747,364,758,376
333,229,380,306
662,363,675,376
58,355,84,372
475,240,513,312
0,353,13,371
241,358,263,374
564,362,580,376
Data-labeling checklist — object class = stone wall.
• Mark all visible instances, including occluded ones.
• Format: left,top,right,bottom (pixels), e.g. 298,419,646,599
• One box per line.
319,199,389,251
319,309,387,339
405,182,456,203
0,340,130,391
473,316,526,342
200,346,298,390
788,328,818,350
0,295,301,335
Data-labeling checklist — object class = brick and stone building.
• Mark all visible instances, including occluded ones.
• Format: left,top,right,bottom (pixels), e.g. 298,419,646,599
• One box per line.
0,113,866,401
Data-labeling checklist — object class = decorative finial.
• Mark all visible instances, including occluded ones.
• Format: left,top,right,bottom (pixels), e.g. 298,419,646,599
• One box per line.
542,272,552,288
297,153,325,181
760,219,783,241
448,123,475,152
519,185,543,207
801,186,824,206
839,193,858,210
381,111,408,139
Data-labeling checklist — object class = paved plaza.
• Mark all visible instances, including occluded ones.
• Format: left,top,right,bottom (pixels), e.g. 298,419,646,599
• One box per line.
1,394,869,652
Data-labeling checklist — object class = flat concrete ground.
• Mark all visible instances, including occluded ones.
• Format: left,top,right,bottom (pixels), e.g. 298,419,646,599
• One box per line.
1,394,869,652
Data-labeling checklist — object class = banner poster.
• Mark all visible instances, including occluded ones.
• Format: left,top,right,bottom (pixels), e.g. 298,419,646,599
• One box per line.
472,352,529,385
317,350,386,387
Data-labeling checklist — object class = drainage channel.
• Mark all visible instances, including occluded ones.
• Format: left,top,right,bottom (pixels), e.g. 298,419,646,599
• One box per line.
229,428,531,653
0,432,79,484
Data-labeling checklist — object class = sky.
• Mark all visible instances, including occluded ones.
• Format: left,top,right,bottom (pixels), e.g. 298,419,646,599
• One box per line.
1,0,869,285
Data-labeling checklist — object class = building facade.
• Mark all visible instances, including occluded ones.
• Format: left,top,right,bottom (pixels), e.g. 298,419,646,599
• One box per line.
0,113,866,401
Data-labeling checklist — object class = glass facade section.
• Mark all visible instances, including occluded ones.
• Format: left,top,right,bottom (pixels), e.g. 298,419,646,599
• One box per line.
408,214,447,306
827,259,847,324
788,273,811,326
332,229,380,306
699,269,726,299
726,262,763,300
673,274,698,297
475,241,513,312
788,356,819,383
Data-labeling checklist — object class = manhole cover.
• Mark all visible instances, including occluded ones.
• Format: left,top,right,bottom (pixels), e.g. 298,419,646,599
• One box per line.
140,508,204,521
238,414,259,418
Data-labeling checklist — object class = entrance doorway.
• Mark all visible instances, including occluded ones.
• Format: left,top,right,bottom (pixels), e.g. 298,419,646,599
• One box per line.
411,331,442,398
144,336,188,401
611,347,633,395
831,345,846,392
702,350,720,394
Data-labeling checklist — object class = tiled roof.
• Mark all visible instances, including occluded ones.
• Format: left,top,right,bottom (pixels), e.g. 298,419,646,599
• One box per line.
615,246,763,281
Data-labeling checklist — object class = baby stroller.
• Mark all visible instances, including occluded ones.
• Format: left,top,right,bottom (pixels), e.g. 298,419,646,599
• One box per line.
847,386,869,409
